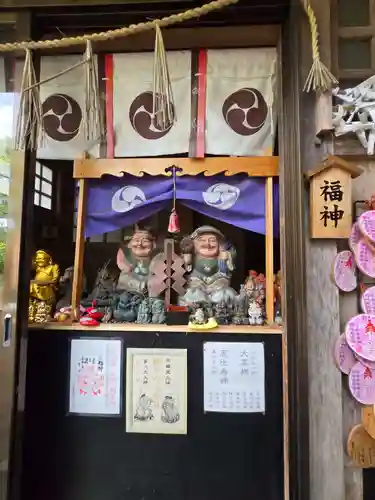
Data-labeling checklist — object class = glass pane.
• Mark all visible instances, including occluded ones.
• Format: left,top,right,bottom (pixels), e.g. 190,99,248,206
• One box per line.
338,38,371,69
34,177,40,191
34,192,40,206
0,42,16,297
36,162,41,175
40,195,51,210
42,166,52,182
41,180,52,196
338,0,369,27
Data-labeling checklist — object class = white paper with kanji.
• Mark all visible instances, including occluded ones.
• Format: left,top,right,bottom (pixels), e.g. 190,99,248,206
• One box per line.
126,348,187,435
69,338,122,415
203,342,265,413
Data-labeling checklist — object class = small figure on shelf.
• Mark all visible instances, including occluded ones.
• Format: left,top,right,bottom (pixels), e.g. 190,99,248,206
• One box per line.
151,298,166,324
56,265,87,311
136,298,152,324
274,270,283,325
188,303,217,330
215,300,230,325
29,250,60,323
82,260,117,308
232,291,248,325
245,270,265,326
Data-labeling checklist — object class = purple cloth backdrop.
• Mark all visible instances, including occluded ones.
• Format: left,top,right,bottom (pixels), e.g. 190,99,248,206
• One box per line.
85,174,279,237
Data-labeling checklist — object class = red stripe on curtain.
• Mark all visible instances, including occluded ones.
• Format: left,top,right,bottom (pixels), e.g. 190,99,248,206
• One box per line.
196,49,207,158
105,54,114,159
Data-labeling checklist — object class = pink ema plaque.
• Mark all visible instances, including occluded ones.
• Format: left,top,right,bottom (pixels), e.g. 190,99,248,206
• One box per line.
349,362,375,405
333,333,357,374
349,222,361,253
358,210,375,244
333,250,357,292
346,314,375,362
355,239,375,279
362,286,375,315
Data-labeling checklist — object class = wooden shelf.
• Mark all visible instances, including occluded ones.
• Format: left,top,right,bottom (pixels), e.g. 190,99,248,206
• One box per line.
28,322,283,334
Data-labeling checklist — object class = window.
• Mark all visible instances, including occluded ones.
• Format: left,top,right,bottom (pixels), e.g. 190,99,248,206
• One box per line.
34,162,53,210
333,0,375,81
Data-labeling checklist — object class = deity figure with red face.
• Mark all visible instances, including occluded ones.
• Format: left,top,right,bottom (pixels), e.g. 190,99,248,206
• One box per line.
180,226,236,305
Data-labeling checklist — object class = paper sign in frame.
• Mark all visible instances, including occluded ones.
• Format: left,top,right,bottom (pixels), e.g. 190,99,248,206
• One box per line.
126,348,188,435
68,337,123,417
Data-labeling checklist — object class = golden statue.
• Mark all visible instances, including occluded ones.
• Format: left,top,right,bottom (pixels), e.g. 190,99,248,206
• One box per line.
29,250,60,323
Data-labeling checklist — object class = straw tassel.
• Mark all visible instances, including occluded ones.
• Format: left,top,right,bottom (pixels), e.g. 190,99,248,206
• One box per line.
15,49,43,150
303,1,338,93
168,167,180,234
152,23,176,132
82,40,105,144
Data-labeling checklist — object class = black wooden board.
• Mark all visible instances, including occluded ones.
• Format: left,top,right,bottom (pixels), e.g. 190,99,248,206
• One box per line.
21,330,284,500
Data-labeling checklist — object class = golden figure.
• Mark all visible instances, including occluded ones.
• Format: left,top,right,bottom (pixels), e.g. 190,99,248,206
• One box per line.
29,250,60,323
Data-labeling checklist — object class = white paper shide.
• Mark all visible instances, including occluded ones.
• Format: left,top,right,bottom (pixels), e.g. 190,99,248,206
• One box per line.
126,348,187,434
203,342,265,413
69,338,122,415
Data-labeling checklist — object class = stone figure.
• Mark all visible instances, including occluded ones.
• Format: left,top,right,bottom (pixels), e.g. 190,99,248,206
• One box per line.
151,298,166,324
179,226,237,306
82,260,118,307
136,298,152,324
56,266,87,311
29,250,60,323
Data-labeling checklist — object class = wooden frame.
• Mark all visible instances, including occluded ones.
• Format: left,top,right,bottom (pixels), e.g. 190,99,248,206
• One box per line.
331,0,375,80
33,155,280,331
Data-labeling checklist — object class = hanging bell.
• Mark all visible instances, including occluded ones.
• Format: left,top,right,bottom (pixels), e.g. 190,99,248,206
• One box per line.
168,208,180,234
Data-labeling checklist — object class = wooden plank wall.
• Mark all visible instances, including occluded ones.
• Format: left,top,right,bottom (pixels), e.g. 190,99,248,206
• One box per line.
298,0,350,499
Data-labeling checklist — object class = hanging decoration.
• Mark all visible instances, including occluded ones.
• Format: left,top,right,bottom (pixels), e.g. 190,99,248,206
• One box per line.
152,24,176,133
333,76,375,155
83,40,105,145
168,167,180,234
16,41,104,153
14,49,43,151
302,0,338,92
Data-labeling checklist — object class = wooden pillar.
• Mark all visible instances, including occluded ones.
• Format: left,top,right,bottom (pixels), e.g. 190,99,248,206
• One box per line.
71,178,87,320
299,0,345,499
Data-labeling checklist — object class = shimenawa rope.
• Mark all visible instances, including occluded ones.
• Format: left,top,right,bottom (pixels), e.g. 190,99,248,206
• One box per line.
302,0,338,92
0,0,239,52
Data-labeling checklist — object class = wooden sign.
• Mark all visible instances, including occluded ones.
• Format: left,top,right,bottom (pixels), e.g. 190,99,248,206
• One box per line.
347,424,375,468
306,156,362,239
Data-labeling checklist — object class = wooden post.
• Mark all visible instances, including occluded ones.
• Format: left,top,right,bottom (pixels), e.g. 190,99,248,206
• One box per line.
265,176,274,324
71,178,87,320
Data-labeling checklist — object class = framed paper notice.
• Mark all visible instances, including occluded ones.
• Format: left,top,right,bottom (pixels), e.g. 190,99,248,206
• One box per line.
126,348,187,435
69,338,123,416
203,342,265,413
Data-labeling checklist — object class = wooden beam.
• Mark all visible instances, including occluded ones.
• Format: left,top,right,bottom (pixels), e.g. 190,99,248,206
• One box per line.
36,25,281,56
71,178,87,320
74,156,279,179
265,176,274,325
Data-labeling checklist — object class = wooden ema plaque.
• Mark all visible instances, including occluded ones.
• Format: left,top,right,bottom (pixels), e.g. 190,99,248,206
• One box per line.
347,424,375,468
362,406,375,440
306,156,362,239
